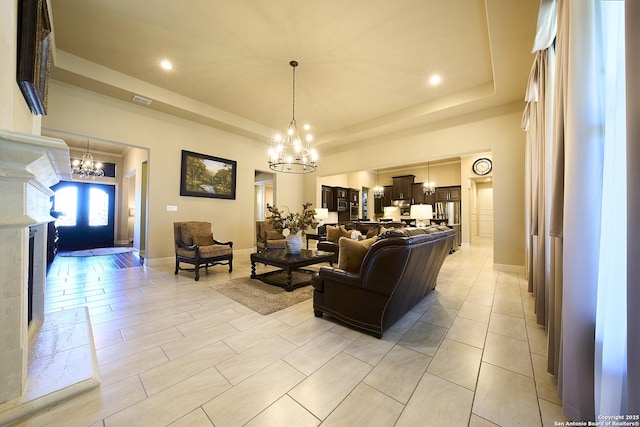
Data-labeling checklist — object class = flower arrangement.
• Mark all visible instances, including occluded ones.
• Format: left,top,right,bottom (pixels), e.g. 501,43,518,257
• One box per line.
266,202,318,236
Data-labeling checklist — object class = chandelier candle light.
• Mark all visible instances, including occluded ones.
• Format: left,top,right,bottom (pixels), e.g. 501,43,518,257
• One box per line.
71,139,104,179
423,161,435,195
373,169,384,199
268,60,318,174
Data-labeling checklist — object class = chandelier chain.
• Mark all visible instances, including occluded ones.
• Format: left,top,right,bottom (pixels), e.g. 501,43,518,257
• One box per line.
290,60,297,122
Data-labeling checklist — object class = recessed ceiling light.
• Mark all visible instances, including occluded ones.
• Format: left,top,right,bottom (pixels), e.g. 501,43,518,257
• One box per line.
429,74,441,86
160,60,173,70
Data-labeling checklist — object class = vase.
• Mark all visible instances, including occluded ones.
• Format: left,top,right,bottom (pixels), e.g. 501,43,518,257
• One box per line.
285,232,303,254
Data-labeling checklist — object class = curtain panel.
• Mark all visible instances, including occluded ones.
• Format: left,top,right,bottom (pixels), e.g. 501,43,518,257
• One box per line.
521,0,560,377
523,0,638,420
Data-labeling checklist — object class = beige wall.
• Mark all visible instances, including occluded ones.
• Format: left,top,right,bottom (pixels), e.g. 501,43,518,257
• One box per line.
376,163,461,188
43,80,304,262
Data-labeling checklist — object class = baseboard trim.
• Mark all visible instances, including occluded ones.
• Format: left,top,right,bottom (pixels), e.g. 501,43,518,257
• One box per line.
493,263,526,275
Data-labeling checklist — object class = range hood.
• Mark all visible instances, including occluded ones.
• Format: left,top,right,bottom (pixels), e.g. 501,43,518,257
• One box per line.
386,199,411,217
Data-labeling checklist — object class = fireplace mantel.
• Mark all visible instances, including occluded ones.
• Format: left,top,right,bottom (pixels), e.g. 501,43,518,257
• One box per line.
0,128,71,403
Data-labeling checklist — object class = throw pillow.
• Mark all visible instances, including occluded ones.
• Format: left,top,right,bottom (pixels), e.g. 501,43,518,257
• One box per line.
366,226,380,239
337,236,376,273
360,236,377,250
340,227,353,239
192,234,215,246
326,225,343,243
181,222,211,245
266,230,285,240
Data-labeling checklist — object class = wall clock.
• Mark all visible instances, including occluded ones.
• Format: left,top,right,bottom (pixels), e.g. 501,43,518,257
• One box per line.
472,158,492,176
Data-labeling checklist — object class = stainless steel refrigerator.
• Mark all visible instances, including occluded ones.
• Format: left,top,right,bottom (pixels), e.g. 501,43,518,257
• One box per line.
435,201,461,249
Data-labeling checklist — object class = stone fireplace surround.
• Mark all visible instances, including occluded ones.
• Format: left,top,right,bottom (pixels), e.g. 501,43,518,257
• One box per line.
0,129,100,424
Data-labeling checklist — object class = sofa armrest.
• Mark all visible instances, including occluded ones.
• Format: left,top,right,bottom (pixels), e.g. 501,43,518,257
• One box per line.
318,266,362,289
317,241,338,252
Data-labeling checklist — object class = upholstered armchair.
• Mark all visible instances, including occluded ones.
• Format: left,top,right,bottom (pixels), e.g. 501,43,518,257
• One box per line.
256,220,286,251
174,221,233,281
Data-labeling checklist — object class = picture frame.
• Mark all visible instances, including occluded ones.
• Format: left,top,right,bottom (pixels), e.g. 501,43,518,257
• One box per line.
16,0,53,116
180,150,237,200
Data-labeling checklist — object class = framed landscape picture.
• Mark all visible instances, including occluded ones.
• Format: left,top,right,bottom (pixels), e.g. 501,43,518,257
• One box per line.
180,150,237,199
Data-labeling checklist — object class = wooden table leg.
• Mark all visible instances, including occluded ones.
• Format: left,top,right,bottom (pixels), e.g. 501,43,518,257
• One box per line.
251,260,256,278
286,268,293,291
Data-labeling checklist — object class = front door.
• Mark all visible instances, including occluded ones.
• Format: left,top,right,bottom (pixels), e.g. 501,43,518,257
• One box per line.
52,182,116,251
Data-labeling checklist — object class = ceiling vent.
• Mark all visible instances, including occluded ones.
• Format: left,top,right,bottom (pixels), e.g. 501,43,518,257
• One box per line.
131,95,152,106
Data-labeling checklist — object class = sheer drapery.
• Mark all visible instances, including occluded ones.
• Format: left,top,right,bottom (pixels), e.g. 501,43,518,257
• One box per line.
626,1,640,415
594,2,627,417
556,0,604,419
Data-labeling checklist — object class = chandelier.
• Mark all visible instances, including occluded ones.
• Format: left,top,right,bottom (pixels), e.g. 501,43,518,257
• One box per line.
268,60,318,174
70,139,104,179
423,161,436,195
373,169,384,199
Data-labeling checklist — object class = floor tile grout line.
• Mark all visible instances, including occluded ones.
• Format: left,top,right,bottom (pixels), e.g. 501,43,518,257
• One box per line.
466,257,498,426
36,239,555,427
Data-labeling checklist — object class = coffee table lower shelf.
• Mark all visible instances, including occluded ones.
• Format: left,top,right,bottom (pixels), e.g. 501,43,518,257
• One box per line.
250,249,335,292
251,269,315,292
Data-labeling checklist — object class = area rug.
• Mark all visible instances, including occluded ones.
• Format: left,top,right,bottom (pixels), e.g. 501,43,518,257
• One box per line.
57,247,134,257
214,273,314,315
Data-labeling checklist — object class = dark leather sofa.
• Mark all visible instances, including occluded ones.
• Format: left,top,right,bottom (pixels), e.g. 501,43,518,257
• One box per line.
312,226,455,338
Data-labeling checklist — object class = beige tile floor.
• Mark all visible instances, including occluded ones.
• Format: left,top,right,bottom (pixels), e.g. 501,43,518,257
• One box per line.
14,238,568,427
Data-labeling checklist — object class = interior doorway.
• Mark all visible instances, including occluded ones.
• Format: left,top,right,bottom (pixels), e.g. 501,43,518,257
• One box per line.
42,130,150,256
476,182,494,237
254,170,275,221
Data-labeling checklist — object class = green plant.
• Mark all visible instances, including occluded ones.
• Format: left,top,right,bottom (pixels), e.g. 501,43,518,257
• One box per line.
266,202,318,236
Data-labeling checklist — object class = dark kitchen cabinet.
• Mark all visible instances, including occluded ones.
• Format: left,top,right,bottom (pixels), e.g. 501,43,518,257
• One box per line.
412,183,423,205
322,186,335,211
334,187,347,200
374,196,383,214
412,183,435,206
436,186,461,202
348,189,359,203
383,186,393,208
374,186,393,214
392,175,414,200
334,187,348,212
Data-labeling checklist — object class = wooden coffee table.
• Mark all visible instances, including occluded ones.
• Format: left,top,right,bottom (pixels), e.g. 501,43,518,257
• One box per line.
250,249,335,291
